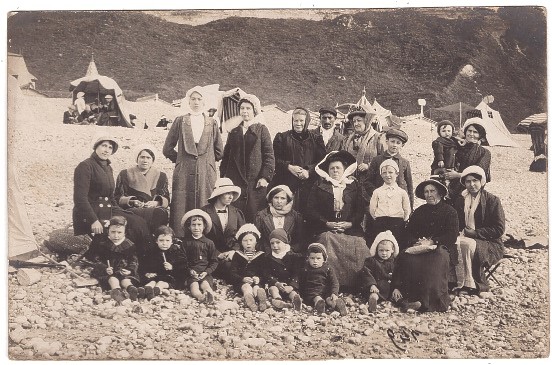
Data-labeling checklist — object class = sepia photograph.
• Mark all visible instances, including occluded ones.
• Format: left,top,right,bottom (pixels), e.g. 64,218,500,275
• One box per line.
5,1,549,360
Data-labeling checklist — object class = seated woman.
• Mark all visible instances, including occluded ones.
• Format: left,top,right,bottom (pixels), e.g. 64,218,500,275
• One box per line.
73,136,151,254
391,178,459,312
114,146,170,233
305,150,370,289
454,165,505,294
254,185,305,254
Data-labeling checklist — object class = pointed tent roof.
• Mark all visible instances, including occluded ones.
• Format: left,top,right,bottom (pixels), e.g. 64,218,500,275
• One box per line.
465,101,519,147
357,87,374,111
7,52,38,88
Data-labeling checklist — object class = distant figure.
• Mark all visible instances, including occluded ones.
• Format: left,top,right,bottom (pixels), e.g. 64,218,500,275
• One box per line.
98,94,119,126
129,114,137,127
63,105,79,124
156,115,170,128
74,91,87,122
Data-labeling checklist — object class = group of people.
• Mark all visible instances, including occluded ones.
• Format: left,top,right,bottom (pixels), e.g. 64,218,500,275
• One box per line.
72,85,506,314
64,92,120,125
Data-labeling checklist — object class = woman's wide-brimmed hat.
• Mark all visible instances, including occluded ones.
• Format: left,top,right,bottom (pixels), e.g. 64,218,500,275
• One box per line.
92,136,119,154
181,209,212,234
415,176,448,200
460,165,487,187
207,177,241,203
318,150,357,173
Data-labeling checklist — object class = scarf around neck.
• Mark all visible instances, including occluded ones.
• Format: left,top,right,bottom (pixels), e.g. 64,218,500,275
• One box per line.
127,165,161,198
271,244,290,259
269,201,293,218
345,126,378,164
436,136,457,149
462,189,481,230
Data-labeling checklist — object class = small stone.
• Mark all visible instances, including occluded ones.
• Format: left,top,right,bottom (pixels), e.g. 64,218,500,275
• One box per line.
9,329,28,343
415,323,430,334
479,292,493,299
245,337,266,348
116,350,131,359
445,349,463,358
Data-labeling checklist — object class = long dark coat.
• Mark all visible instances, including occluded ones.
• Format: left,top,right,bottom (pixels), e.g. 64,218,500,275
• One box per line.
454,189,505,291
220,123,275,222
163,114,224,237
312,127,346,153
271,130,326,212
254,207,305,253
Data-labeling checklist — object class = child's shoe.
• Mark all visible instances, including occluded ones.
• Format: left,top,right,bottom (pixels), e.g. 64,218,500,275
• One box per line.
292,295,303,311
257,288,268,312
314,299,326,315
271,298,288,310
244,293,258,311
137,287,146,299
110,288,125,303
127,285,138,301
368,295,378,313
335,298,348,316
399,299,422,312
153,287,161,297
145,286,155,301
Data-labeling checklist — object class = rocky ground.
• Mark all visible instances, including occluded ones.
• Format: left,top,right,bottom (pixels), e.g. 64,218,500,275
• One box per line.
7,95,550,359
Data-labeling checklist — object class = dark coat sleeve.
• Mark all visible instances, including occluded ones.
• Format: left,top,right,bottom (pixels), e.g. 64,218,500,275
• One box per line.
219,132,233,178
213,123,224,162
364,158,381,201
290,211,306,253
152,172,170,208
229,254,245,286
258,125,276,182
114,170,133,208
162,117,181,163
403,159,414,209
169,244,189,280
327,266,340,295
123,246,139,275
273,132,291,172
475,192,505,241
306,134,327,175
432,139,445,163
433,205,459,248
204,241,219,275
358,258,378,292
73,161,98,226
305,183,328,229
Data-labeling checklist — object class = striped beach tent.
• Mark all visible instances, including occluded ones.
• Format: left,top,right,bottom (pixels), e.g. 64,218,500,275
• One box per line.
516,113,547,133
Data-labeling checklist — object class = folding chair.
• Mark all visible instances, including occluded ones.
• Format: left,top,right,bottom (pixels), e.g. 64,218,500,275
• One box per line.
484,254,515,287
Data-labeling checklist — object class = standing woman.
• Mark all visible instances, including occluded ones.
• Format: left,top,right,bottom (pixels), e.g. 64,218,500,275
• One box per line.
114,145,170,233
73,136,151,254
271,107,326,213
444,120,492,201
163,86,224,238
220,94,275,222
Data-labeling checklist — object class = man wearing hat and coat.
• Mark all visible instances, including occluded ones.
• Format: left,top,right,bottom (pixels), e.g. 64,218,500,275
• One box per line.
312,107,346,153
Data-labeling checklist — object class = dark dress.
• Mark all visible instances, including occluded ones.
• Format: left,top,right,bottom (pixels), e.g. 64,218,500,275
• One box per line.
220,123,275,223
392,201,460,312
182,236,219,288
254,207,305,253
140,243,188,289
84,237,140,289
72,153,151,254
454,189,505,292
229,251,266,292
114,168,170,232
272,129,326,213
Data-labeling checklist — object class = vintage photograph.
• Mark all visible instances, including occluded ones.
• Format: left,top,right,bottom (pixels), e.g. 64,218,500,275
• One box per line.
6,5,549,360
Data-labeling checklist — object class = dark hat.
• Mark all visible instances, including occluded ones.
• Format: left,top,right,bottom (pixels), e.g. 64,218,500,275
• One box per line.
318,150,356,173
319,107,338,117
269,228,290,244
437,120,455,134
385,128,408,143
415,177,448,200
347,110,367,121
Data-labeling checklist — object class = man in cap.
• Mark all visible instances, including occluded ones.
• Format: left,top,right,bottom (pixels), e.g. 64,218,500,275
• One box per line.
101,94,116,113
63,104,79,124
313,107,345,153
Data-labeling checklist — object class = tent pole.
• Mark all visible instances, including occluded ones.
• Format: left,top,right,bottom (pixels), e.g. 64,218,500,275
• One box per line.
459,103,462,129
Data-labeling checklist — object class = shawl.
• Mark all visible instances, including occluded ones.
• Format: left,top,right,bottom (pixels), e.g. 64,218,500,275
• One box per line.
126,165,161,198
462,189,481,230
344,126,378,164
435,136,457,149
290,107,311,142
269,201,293,218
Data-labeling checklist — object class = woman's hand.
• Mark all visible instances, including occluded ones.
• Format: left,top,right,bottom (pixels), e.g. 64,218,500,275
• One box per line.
339,221,353,230
357,163,369,172
416,237,434,246
370,285,379,294
91,220,104,235
326,221,339,231
288,164,303,177
392,289,403,302
437,161,444,168
256,178,268,189
163,262,173,271
144,201,160,208
120,269,131,276
444,170,461,180
130,200,144,208
298,170,309,180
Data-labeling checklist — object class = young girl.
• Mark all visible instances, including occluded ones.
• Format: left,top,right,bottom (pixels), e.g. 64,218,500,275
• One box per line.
181,209,218,303
141,225,188,300
83,216,140,303
262,228,303,310
358,230,400,312
297,243,347,316
229,224,268,312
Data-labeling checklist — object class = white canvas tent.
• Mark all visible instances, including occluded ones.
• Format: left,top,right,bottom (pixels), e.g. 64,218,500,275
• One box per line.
464,101,519,147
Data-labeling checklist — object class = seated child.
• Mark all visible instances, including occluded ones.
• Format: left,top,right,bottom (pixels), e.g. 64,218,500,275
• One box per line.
83,216,140,303
431,120,465,182
262,228,303,310
358,230,400,312
297,243,347,316
229,224,268,312
369,159,411,249
141,225,188,300
181,209,218,303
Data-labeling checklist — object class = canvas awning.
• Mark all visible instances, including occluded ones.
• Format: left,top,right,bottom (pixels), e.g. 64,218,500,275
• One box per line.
517,113,547,133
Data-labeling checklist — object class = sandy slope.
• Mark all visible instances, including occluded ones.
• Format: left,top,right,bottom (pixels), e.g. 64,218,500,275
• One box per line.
7,94,549,359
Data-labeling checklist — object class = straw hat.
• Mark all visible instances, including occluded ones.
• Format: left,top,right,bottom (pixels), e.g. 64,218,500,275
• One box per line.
92,136,119,154
207,178,241,203
181,209,212,234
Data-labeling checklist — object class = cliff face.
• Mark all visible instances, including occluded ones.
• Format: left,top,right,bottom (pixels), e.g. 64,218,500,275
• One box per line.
7,7,546,130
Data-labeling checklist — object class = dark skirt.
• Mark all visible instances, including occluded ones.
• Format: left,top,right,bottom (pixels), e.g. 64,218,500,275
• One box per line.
394,246,451,312
473,238,504,292
128,206,169,233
